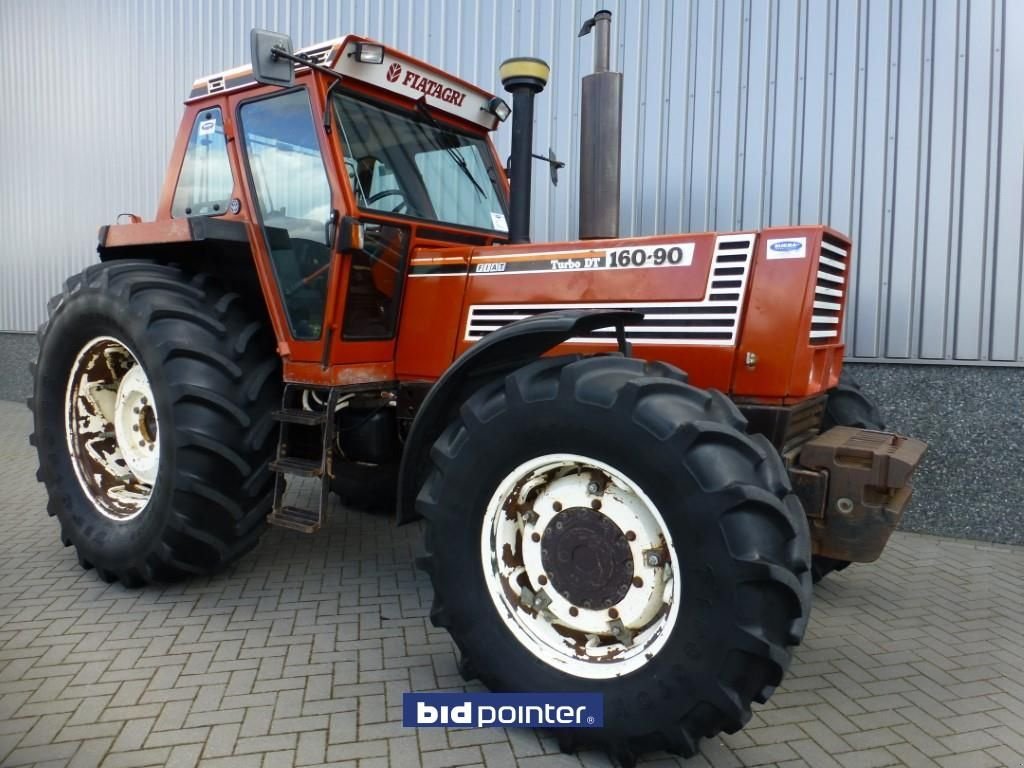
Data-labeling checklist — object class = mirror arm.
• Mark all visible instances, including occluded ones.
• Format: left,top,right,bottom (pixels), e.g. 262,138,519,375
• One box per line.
270,46,345,84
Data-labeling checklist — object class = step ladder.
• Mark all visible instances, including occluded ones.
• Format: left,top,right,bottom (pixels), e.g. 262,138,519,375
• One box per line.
267,384,339,533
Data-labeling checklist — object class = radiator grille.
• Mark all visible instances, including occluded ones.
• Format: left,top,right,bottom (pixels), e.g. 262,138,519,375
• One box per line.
464,235,756,346
810,236,849,344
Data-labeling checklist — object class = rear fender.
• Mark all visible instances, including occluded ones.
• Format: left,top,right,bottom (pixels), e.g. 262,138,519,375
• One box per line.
395,308,641,524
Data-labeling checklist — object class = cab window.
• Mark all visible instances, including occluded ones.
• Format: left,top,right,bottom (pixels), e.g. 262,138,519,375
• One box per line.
334,92,509,233
171,108,234,217
239,90,334,340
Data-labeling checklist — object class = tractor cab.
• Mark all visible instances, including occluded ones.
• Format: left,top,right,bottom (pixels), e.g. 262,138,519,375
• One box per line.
170,33,514,377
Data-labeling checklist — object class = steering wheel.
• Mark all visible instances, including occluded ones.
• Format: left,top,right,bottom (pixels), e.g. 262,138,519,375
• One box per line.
367,188,409,214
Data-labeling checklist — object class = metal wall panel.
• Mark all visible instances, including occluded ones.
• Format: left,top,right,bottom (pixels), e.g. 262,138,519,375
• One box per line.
0,0,1020,363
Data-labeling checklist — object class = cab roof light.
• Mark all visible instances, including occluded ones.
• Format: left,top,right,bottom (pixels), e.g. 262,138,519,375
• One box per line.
484,96,511,122
351,42,384,64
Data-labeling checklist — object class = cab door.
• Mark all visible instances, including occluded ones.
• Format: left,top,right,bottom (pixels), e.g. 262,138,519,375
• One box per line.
329,218,411,364
237,87,339,361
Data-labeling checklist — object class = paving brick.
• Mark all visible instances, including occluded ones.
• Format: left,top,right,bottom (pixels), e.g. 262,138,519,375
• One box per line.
2,399,1024,768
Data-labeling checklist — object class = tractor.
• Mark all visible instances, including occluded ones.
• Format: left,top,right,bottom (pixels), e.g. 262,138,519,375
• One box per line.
29,23,926,763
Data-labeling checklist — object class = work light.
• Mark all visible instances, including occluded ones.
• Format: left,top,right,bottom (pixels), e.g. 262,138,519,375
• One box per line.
484,96,511,122
352,43,384,64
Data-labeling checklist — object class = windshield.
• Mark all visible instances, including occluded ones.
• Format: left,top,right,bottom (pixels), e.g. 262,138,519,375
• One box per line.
333,92,509,234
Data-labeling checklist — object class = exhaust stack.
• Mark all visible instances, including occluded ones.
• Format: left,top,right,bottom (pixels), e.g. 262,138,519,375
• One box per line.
500,57,550,244
578,10,622,240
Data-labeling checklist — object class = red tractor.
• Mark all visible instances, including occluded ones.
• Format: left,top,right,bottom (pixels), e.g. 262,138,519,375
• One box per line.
29,26,925,762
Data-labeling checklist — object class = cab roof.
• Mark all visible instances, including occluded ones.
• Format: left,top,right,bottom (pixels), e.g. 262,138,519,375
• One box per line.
187,35,501,131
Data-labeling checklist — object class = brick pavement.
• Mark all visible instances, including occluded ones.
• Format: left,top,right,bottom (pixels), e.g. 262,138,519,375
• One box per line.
1,399,1023,767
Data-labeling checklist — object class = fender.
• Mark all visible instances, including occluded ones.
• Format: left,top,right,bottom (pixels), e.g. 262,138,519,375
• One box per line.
395,308,641,524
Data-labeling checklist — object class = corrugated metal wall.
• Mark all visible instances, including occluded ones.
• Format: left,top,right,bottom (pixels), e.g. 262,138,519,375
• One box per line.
1,0,1021,363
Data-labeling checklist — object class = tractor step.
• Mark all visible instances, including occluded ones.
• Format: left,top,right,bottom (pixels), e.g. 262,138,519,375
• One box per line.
267,505,321,533
273,408,327,426
270,385,339,534
270,456,322,477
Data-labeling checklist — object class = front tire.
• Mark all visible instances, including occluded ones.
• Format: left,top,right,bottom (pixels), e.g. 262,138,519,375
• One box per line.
29,261,280,585
417,356,812,761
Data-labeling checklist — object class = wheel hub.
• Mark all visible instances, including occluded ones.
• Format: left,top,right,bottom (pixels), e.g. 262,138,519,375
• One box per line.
541,507,634,609
112,363,160,486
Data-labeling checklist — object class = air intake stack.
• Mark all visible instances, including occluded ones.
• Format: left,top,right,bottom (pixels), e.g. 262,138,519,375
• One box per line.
578,10,622,240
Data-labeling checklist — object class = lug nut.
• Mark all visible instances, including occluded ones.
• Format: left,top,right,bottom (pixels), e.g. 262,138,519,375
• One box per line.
132,425,139,432
587,482,599,494
633,577,643,588
531,532,541,543
646,553,661,567
626,530,636,541
538,575,548,585
133,407,140,414
553,501,562,512
569,607,579,617
591,499,602,510
608,608,619,619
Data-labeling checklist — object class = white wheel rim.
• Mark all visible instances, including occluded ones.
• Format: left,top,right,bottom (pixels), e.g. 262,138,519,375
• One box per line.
64,336,159,521
480,453,680,679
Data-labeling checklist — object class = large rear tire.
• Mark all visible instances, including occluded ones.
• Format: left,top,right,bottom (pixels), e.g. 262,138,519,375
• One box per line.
29,261,280,585
812,369,887,583
416,356,812,762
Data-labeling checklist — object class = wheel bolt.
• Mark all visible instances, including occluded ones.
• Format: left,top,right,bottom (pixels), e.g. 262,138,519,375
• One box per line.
569,607,579,617
591,499,602,510
626,530,636,541
555,521,563,530
608,608,619,619
538,575,548,585
133,407,140,414
553,501,562,512
531,532,541,543
633,576,643,588
141,397,148,405
138,440,145,447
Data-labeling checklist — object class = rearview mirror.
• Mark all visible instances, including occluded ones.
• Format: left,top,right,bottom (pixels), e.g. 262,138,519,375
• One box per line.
335,216,365,253
250,28,295,87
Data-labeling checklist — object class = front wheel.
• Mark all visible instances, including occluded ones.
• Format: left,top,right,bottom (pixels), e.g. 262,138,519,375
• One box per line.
417,356,812,761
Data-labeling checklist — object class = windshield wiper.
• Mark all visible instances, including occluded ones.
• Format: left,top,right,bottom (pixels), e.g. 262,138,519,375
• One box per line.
414,98,487,199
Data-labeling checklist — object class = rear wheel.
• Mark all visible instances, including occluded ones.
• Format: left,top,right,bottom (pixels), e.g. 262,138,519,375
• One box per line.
813,369,886,583
417,356,812,761
29,261,280,585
